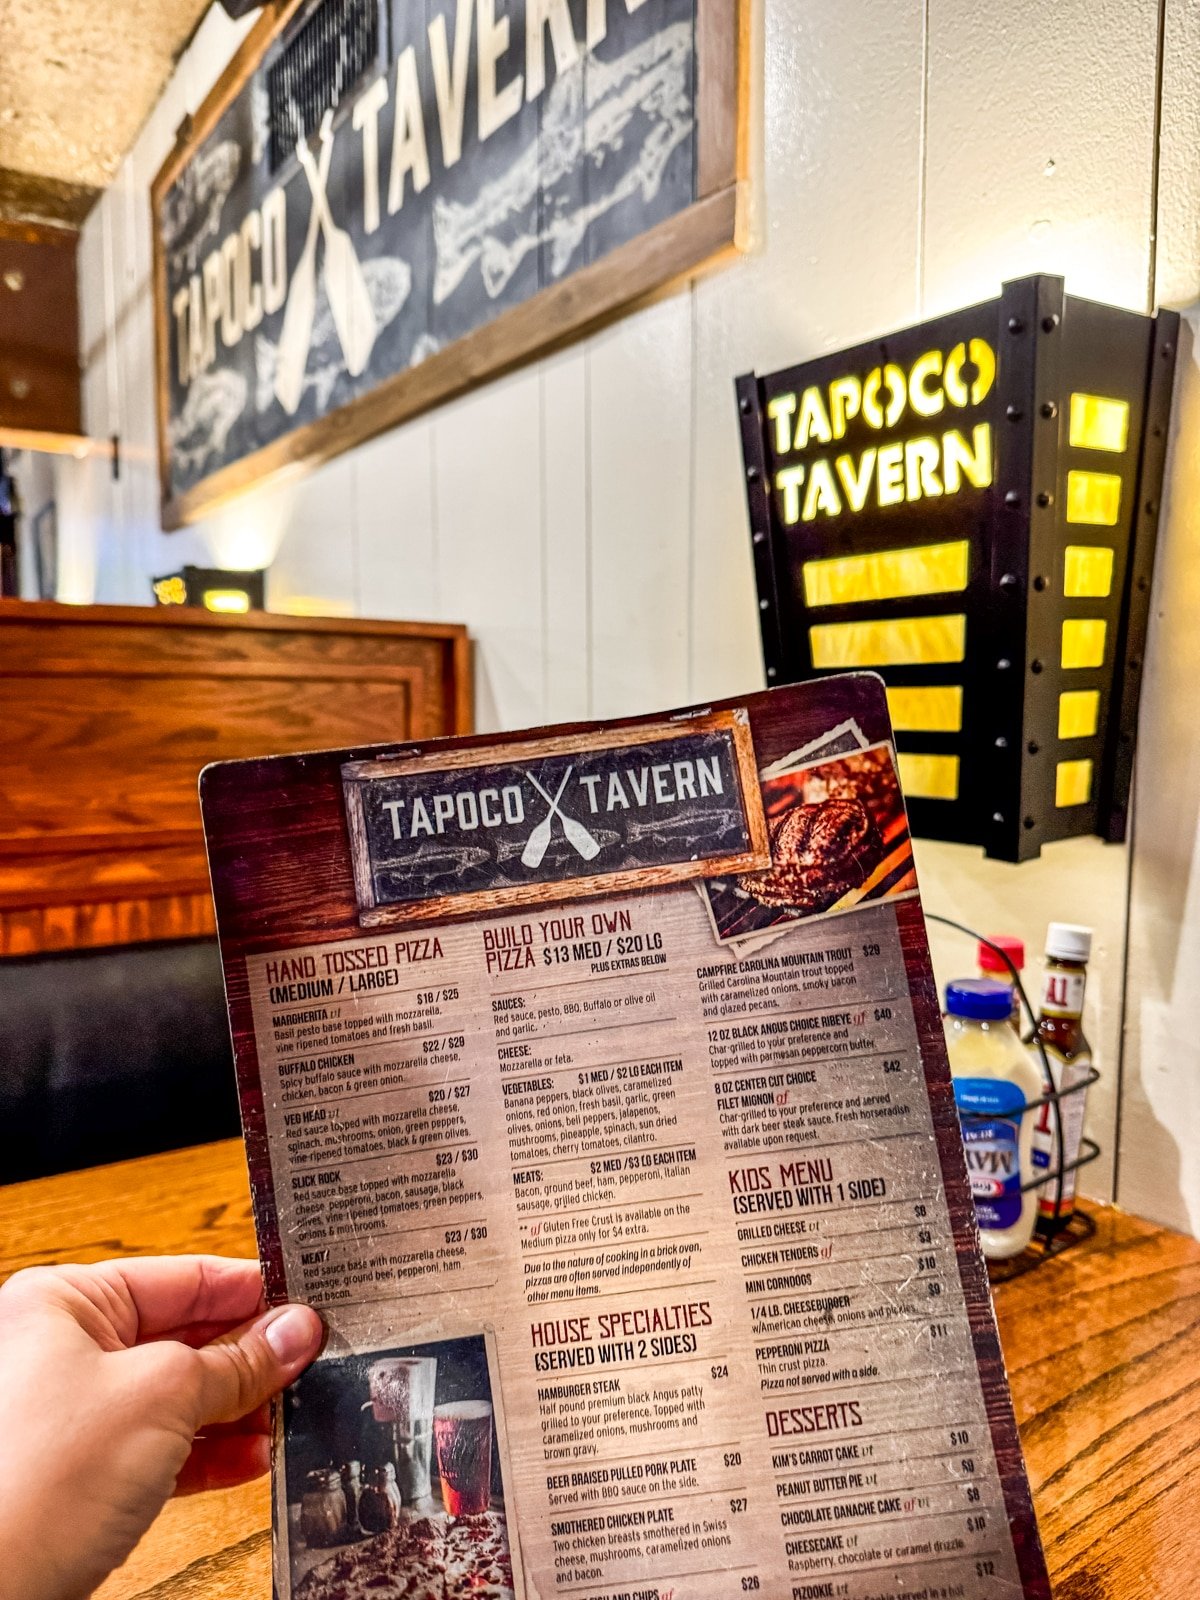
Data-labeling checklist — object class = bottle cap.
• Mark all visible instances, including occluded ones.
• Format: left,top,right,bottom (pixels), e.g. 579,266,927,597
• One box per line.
977,935,1025,975
945,978,1016,1021
1045,922,1092,962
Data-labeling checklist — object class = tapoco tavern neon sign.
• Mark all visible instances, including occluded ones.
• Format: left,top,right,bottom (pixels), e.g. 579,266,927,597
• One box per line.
738,274,1180,863
766,338,997,525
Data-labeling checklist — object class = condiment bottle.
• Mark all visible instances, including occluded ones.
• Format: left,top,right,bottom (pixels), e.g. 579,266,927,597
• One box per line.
944,979,1042,1259
1030,922,1094,1232
977,935,1025,1028
358,1462,404,1533
300,1469,348,1547
340,1460,362,1534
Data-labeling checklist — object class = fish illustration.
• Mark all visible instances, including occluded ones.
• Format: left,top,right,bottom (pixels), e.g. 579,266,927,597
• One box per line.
625,808,739,844
409,332,442,367
161,139,242,273
495,826,621,863
168,367,248,478
254,256,412,413
432,23,693,306
381,843,491,886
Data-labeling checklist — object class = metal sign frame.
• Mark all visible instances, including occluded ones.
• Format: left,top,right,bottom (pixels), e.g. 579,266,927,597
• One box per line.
737,274,1178,862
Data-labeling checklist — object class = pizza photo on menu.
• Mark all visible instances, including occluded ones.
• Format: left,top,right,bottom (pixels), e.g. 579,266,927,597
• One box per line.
282,1331,521,1599
702,741,917,946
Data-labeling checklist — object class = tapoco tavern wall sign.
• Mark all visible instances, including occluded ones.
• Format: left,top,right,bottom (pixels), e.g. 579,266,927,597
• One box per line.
151,0,744,528
737,275,1178,862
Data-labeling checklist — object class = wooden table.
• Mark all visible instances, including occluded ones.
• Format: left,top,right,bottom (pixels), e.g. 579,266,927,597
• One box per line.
2,1141,1198,1599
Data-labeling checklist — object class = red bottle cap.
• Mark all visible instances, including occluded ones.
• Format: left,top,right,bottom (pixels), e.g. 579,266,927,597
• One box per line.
977,935,1025,975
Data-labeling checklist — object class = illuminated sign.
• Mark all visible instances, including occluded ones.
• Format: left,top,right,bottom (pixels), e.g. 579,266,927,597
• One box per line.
151,565,266,613
766,339,997,526
738,274,1178,862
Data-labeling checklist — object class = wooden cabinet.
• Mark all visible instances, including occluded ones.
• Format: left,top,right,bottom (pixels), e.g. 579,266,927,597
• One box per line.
0,603,471,955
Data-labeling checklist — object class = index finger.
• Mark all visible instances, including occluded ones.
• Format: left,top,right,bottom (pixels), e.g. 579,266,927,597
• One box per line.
102,1256,267,1340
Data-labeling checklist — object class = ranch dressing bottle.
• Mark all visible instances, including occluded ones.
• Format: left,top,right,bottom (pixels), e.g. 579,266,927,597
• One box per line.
944,980,1041,1259
1030,923,1093,1232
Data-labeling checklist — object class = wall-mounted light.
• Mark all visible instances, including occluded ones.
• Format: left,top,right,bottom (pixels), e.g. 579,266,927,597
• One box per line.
737,274,1178,862
151,565,266,613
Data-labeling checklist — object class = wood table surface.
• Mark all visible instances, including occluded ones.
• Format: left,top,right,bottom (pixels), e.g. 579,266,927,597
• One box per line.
1,1140,1197,1599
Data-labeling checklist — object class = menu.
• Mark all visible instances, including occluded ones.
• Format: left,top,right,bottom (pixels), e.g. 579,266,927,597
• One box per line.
200,675,1050,1600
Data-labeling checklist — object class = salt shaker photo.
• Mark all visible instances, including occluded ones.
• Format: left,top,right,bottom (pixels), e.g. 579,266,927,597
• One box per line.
281,1332,519,1599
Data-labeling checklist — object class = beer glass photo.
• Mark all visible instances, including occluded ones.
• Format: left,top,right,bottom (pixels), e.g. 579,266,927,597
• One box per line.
366,1355,437,1502
433,1400,494,1517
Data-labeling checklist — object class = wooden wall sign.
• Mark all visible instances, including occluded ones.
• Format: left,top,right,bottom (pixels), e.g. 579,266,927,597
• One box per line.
152,0,745,529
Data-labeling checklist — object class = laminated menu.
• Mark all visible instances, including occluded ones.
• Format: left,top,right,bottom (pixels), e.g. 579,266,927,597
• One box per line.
200,674,1051,1600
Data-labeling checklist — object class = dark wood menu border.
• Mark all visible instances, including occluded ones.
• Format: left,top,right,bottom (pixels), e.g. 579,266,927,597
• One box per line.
200,674,1051,1599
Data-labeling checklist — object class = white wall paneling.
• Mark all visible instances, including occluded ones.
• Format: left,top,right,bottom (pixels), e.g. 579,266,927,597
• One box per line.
538,348,591,723
432,368,547,733
923,0,1160,315
1118,308,1200,1234
1155,0,1200,308
352,422,439,624
688,0,928,708
58,0,1200,1228
586,296,694,721
1117,0,1200,1234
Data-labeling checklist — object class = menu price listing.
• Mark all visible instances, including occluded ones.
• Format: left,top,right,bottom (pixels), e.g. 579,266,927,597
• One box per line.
202,680,1050,1600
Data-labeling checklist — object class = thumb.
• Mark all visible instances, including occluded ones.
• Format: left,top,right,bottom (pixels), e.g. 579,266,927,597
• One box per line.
192,1303,324,1424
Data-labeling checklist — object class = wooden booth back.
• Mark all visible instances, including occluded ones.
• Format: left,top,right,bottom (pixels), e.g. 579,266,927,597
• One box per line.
0,603,471,957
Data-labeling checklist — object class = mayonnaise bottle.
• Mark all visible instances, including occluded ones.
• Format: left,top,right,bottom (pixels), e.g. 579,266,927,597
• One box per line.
944,979,1042,1259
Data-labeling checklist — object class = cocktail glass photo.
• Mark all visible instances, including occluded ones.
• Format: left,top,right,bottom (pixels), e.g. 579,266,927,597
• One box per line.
433,1400,493,1518
365,1356,438,1502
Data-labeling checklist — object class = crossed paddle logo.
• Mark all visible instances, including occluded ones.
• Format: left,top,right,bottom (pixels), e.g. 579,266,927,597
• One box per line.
274,109,378,415
520,766,602,869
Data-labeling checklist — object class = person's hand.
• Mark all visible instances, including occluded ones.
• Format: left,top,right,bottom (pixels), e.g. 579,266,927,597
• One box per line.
0,1255,324,1600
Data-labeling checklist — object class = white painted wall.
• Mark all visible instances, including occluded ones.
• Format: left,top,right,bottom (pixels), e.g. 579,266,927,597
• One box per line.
59,0,1200,1230
1118,0,1200,1235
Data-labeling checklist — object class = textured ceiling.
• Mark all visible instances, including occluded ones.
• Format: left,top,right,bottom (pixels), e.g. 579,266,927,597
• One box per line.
0,0,214,229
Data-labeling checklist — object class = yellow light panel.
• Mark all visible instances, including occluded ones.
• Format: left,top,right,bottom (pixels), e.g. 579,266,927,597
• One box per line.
810,614,966,668
153,576,186,605
1055,758,1094,808
886,685,964,732
896,752,960,801
1066,469,1122,526
1058,689,1100,739
1064,545,1114,598
203,589,252,613
276,596,358,618
1061,618,1107,669
802,541,970,608
1069,393,1130,453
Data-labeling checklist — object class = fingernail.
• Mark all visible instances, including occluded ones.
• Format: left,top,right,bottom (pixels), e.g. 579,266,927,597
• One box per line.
264,1304,320,1365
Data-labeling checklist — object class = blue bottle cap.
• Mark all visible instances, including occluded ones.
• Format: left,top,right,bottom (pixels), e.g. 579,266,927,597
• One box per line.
945,978,1014,1021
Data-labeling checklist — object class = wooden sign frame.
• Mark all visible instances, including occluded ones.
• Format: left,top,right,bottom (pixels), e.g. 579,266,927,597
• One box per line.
341,709,769,926
151,0,748,531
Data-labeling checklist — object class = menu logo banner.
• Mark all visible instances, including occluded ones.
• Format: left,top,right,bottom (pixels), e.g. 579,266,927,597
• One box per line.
342,712,769,926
